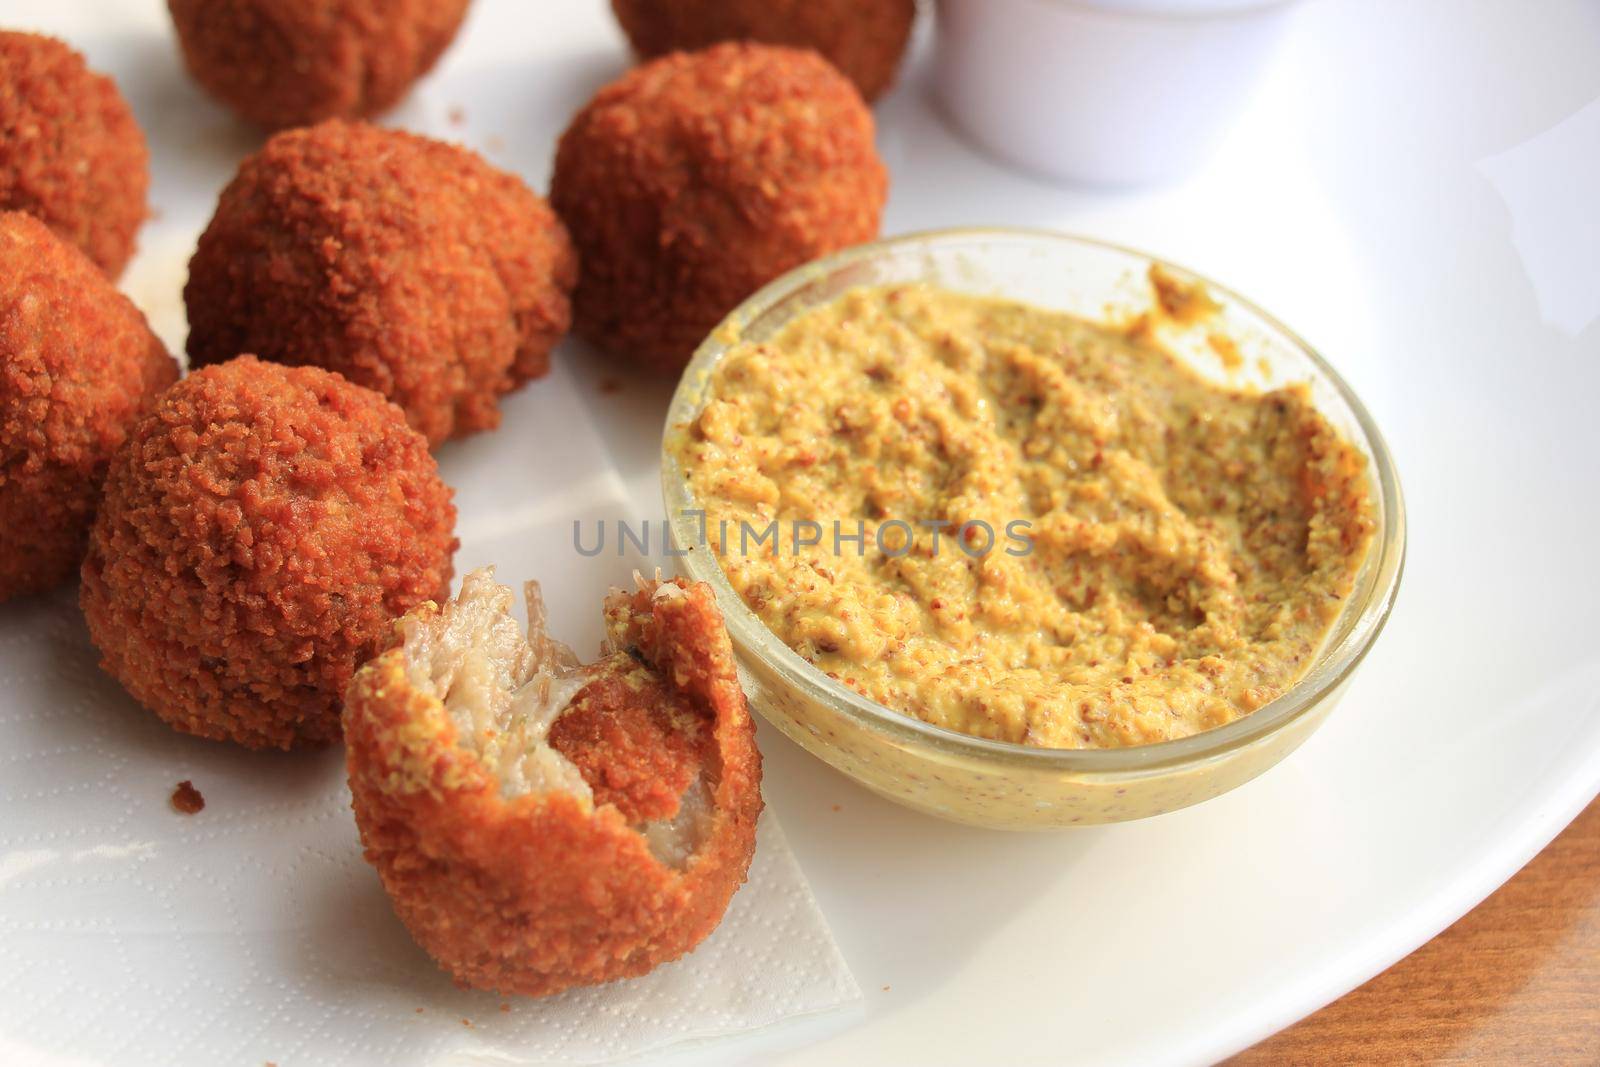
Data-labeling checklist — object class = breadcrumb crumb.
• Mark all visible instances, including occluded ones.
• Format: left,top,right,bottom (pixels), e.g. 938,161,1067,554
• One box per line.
171,781,205,814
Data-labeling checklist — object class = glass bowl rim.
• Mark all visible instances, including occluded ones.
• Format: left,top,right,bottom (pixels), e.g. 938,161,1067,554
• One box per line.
662,225,1407,775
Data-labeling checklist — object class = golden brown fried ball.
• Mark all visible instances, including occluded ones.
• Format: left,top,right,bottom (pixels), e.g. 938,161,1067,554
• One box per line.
0,32,150,277
344,569,763,996
167,0,472,130
0,213,176,602
550,42,887,374
185,120,577,447
612,0,916,102
81,357,458,750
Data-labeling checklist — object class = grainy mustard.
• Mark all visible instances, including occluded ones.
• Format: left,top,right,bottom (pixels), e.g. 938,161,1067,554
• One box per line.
672,285,1375,748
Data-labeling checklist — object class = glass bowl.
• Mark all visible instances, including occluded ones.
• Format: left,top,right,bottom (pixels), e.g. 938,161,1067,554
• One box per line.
661,228,1405,830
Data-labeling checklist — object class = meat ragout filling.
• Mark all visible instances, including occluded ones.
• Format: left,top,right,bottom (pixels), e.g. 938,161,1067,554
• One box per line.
399,569,716,867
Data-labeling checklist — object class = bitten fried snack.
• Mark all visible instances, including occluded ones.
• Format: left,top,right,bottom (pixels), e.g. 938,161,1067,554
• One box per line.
167,0,472,130
343,569,763,996
81,357,457,750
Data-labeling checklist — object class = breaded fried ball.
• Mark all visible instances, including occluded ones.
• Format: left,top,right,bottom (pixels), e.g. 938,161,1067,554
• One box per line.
551,42,887,374
185,120,577,447
0,213,176,602
0,32,150,277
344,569,763,996
81,357,458,750
612,0,916,102
167,0,472,130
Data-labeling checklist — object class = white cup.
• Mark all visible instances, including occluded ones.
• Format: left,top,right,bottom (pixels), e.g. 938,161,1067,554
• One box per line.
933,0,1301,186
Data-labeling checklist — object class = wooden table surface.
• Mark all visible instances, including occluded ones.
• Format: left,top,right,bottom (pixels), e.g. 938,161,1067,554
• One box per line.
1231,796,1600,1065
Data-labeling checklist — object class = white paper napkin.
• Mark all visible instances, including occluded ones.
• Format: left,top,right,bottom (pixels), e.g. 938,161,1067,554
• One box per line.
0,586,859,1066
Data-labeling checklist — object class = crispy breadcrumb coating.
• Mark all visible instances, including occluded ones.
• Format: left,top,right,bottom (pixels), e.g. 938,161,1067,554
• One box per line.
167,0,472,130
0,32,150,277
81,357,457,750
611,0,916,102
0,213,175,602
344,569,762,996
185,120,577,447
550,42,886,374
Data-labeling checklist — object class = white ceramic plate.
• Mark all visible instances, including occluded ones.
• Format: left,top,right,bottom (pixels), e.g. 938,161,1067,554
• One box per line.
3,2,1598,1065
